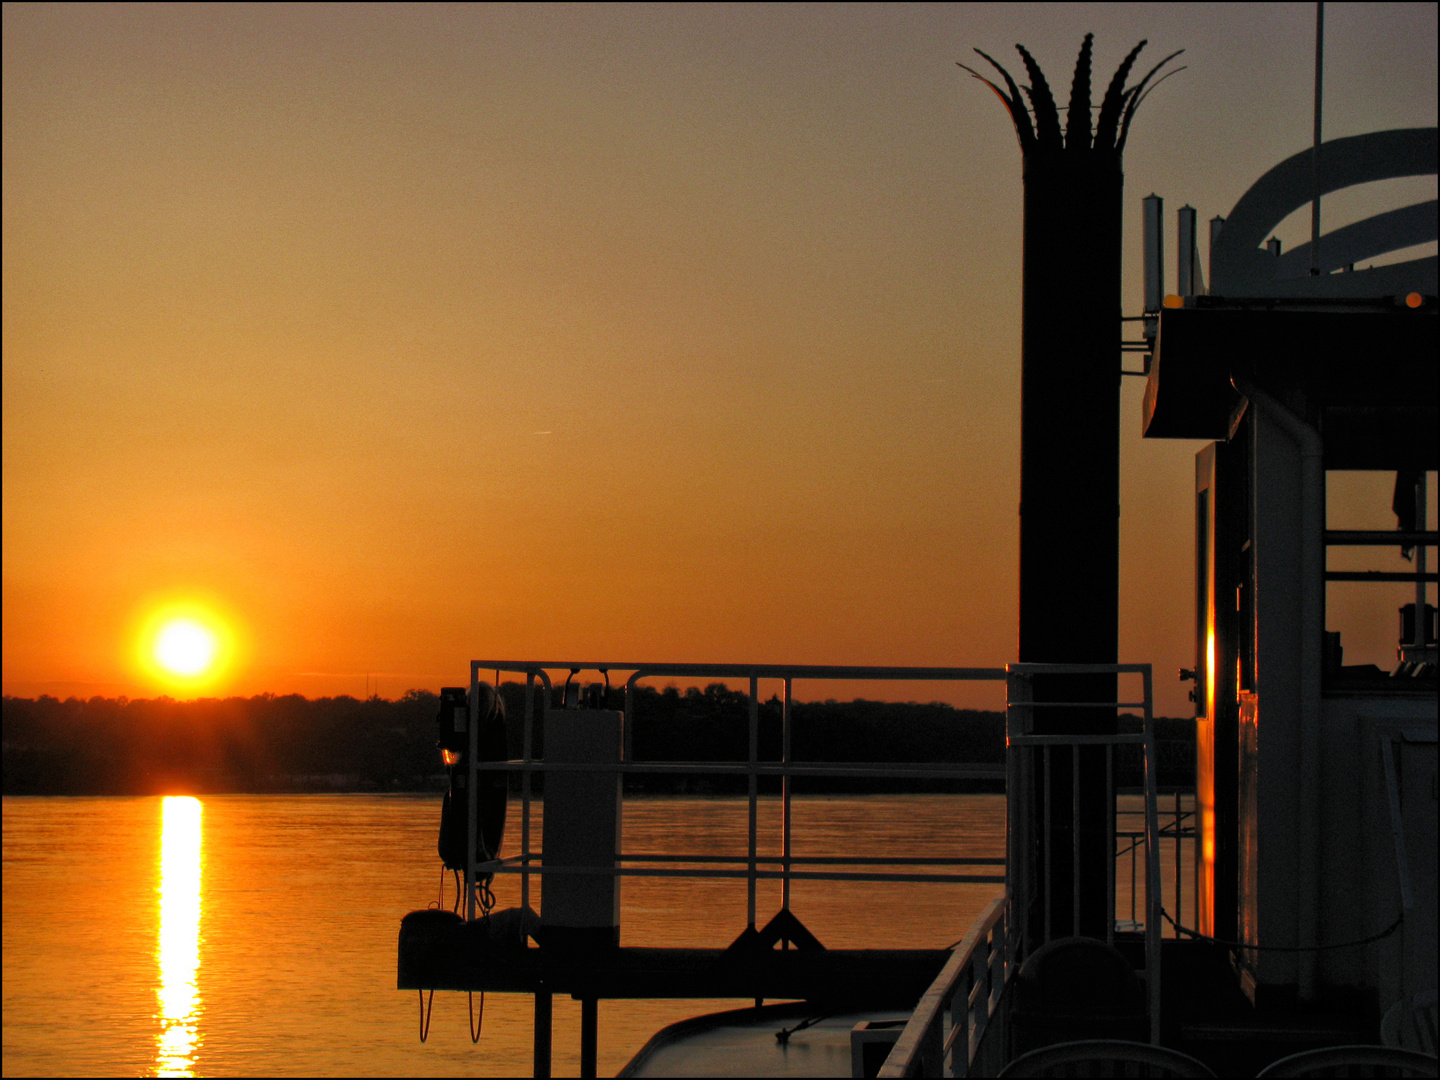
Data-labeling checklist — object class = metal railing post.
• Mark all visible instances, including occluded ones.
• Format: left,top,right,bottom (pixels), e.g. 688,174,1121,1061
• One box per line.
1071,748,1081,938
1175,789,1183,933
993,907,1007,1011
1143,684,1162,1044
467,662,480,922
782,677,792,915
1043,744,1052,946
1131,833,1138,925
1106,743,1115,946
521,670,534,918
580,996,598,1079
747,673,759,930
921,1007,943,1076
968,936,987,1074
1005,669,1031,959
623,678,632,763
533,990,552,1079
953,966,968,1077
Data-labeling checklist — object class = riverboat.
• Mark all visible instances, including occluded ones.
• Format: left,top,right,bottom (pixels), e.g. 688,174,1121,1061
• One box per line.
397,23,1437,1078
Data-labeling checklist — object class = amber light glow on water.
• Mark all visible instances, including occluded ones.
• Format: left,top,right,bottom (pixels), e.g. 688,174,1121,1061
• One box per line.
157,797,203,1076
3,794,1005,1077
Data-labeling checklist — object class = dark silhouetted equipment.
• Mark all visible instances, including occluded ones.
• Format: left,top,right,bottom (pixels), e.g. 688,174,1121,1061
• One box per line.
437,685,508,877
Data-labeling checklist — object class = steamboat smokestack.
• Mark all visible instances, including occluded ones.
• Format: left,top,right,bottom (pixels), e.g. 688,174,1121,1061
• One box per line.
962,36,1181,939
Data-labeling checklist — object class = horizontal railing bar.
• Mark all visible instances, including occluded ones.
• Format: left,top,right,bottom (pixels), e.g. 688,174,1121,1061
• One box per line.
967,979,988,1009
473,659,1150,680
471,661,1007,680
1006,701,1149,709
485,852,1006,868
1005,663,1153,674
1324,570,1438,583
1325,530,1437,546
1009,734,1147,746
615,853,1006,866
486,865,1006,884
1117,787,1195,795
470,760,1007,779
944,1025,965,1056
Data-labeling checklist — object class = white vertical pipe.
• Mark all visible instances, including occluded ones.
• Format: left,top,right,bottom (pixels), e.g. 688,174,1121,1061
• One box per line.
1208,216,1225,293
1178,206,1198,297
1143,195,1164,313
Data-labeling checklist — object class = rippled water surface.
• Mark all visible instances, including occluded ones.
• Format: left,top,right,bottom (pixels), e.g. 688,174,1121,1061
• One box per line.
3,794,1004,1077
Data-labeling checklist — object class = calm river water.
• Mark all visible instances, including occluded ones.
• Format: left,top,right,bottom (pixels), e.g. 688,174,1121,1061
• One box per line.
3,794,1007,1077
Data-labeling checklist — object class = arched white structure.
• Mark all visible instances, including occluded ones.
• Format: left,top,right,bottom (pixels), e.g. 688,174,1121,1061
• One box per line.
1209,127,1437,299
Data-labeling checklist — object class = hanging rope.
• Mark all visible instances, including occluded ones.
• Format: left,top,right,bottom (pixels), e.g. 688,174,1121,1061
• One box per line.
469,990,485,1043
427,864,445,911
1161,907,1402,952
418,989,435,1042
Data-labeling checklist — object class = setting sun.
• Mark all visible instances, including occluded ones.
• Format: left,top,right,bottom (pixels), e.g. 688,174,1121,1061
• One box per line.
155,620,217,677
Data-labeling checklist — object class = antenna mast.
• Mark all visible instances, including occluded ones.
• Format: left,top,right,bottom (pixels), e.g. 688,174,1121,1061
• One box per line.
1311,2,1324,275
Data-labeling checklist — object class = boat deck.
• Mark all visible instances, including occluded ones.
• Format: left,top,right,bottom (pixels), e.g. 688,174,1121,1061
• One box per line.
398,910,949,1004
617,1003,910,1078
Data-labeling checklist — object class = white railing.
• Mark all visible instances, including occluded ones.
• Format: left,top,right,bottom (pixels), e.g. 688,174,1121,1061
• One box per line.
877,896,1009,1078
461,662,1011,926
1006,663,1163,1045
879,663,1165,1077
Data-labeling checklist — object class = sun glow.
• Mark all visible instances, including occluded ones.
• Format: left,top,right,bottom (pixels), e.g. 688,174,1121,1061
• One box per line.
135,601,240,693
156,796,203,1077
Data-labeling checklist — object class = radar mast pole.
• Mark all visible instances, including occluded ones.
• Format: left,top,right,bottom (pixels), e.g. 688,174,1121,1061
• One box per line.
1311,2,1324,276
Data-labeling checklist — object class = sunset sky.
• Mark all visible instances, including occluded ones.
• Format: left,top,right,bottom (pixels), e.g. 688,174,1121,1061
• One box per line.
4,3,1436,713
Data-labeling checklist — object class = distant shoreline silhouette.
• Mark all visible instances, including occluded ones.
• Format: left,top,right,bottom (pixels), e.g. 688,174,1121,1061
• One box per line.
2,684,1195,796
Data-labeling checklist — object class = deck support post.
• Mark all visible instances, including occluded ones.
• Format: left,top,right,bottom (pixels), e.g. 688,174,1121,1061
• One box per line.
533,991,552,1078
580,996,599,1078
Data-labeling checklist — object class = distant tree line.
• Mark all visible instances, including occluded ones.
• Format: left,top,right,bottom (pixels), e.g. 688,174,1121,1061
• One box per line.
1,683,1196,796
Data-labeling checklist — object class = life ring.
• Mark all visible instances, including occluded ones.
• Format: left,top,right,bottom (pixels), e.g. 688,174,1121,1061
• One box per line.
437,683,509,877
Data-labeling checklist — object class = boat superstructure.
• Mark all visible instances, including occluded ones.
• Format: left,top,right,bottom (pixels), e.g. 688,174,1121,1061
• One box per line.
876,121,1438,1080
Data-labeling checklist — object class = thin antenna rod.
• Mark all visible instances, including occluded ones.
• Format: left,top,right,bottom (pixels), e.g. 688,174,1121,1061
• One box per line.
1310,2,1324,275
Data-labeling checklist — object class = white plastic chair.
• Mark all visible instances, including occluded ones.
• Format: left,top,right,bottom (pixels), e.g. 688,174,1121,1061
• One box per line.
1382,990,1439,1056
1254,1044,1438,1078
996,1038,1216,1078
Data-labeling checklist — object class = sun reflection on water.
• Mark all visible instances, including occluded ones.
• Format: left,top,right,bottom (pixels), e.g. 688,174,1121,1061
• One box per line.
156,796,202,1077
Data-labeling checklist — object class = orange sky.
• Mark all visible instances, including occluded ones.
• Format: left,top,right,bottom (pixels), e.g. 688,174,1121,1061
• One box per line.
3,4,1436,714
